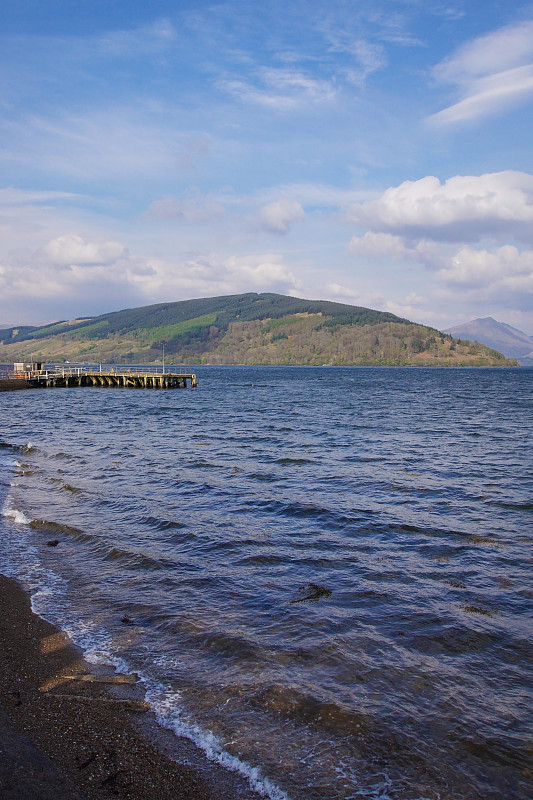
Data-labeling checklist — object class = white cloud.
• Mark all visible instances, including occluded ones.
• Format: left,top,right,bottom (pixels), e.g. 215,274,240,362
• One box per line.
346,171,533,243
429,65,533,126
2,111,211,182
322,283,434,326
0,189,79,207
219,68,336,109
113,251,301,303
437,245,533,296
145,191,225,223
38,234,127,268
98,19,177,57
428,20,533,125
344,172,533,322
257,199,305,234
347,231,438,265
0,229,301,321
434,20,533,83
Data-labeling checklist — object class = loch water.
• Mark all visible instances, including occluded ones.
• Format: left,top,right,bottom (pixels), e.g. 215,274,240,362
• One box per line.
1,366,531,800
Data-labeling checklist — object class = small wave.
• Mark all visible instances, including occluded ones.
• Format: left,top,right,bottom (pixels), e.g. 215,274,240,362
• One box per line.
247,472,278,482
142,515,187,532
252,685,370,739
146,687,291,800
1,498,32,525
101,546,166,572
343,455,383,463
61,483,82,494
250,499,368,530
51,451,79,462
393,522,468,539
29,520,84,537
235,553,286,566
21,442,39,454
275,457,315,465
485,499,533,511
196,629,261,661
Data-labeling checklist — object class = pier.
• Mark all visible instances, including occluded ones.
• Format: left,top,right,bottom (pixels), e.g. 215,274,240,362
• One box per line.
1,364,197,390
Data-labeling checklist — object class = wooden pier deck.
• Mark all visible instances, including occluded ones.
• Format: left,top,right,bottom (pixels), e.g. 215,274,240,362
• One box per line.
6,367,197,390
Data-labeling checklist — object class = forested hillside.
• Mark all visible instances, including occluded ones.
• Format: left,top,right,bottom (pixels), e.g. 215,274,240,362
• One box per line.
0,293,517,366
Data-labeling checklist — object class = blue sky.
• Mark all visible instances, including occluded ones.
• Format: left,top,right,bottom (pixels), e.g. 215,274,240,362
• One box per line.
1,0,533,332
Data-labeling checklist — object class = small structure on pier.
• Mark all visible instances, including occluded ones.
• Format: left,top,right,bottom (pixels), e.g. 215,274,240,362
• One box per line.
13,361,44,375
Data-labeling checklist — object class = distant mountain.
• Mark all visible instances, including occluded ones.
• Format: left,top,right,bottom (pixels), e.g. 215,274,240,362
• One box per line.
0,293,518,366
444,317,533,359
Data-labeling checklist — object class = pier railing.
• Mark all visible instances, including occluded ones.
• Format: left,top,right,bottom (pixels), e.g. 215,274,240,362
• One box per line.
10,364,192,379
5,364,197,389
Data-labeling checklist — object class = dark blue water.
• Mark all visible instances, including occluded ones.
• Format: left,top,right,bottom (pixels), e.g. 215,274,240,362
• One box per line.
1,367,531,799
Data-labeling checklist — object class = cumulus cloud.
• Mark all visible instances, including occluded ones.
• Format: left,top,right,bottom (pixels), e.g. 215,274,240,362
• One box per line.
344,170,533,318
347,231,438,265
257,199,305,234
322,283,435,325
437,245,533,297
346,171,533,243
139,252,301,299
37,234,128,268
428,20,533,125
0,231,301,321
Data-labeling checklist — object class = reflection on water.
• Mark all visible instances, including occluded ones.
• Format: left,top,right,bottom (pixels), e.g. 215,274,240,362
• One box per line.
1,367,532,799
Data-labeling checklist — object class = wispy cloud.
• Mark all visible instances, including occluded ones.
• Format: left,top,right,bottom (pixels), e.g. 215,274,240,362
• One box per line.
428,20,533,125
145,190,225,224
98,19,177,57
0,188,79,206
1,110,211,182
219,67,336,109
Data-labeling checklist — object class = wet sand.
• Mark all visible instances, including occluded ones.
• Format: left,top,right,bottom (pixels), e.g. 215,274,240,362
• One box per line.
0,574,260,800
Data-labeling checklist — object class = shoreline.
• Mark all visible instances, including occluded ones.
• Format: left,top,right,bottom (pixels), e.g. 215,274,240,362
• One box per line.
0,378,33,392
0,573,264,800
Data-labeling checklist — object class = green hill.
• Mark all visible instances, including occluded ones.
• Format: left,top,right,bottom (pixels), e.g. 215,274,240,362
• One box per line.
0,293,518,366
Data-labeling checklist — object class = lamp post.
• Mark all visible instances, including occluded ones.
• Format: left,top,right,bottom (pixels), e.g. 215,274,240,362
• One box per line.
162,342,165,374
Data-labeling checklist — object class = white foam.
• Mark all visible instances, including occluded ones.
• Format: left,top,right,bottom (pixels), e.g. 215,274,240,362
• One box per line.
1,497,32,525
146,684,291,800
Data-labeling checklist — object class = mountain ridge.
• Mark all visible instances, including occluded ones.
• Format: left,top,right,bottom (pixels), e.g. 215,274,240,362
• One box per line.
444,317,533,360
0,293,518,367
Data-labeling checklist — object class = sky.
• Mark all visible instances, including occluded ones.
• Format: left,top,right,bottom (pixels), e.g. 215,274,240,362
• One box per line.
1,0,533,333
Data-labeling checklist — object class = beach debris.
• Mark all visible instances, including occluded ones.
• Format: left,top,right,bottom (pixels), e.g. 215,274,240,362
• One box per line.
63,672,138,684
290,583,332,604
46,539,60,546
